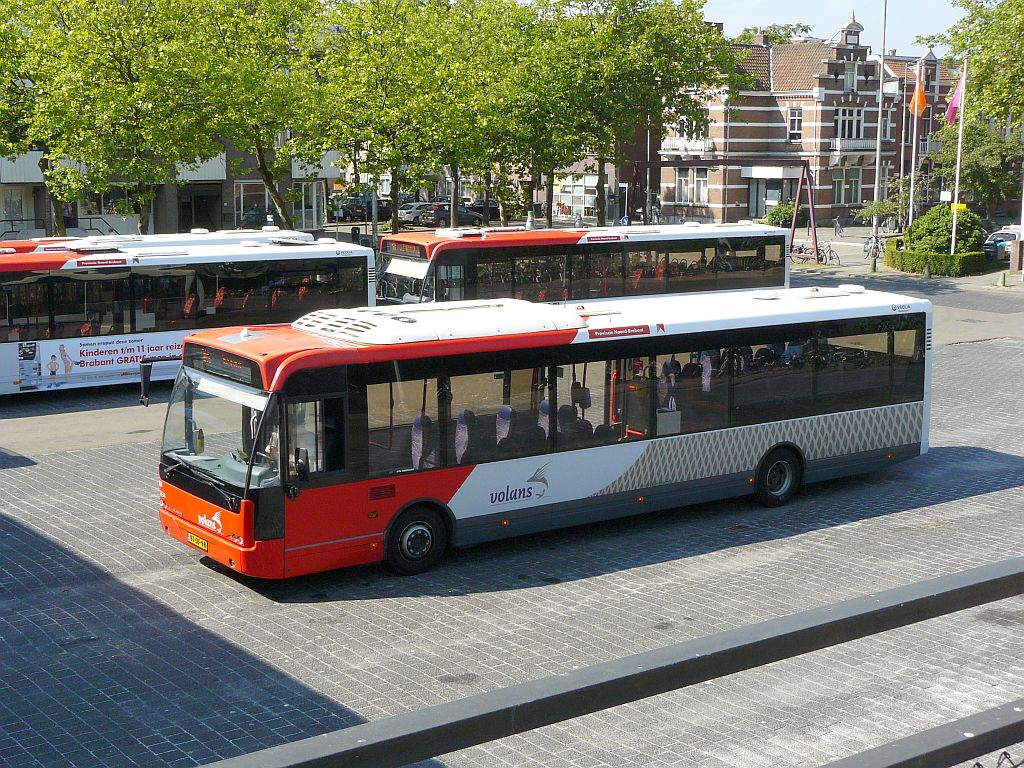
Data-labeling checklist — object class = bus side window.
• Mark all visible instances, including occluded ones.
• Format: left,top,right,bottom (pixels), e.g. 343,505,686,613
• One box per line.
286,398,345,475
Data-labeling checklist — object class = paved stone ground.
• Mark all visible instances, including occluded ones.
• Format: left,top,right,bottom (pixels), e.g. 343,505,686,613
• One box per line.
2,279,1024,767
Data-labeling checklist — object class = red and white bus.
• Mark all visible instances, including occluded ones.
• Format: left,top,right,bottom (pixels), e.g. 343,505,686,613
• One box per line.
377,221,790,305
1,237,375,394
154,287,930,578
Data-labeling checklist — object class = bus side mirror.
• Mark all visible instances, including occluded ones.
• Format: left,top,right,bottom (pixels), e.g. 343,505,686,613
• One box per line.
294,448,310,482
139,360,154,406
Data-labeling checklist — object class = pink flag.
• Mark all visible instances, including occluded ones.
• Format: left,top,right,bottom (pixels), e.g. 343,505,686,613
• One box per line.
945,67,966,125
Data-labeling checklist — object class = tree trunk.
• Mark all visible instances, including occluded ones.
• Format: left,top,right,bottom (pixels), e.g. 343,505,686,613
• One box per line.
448,163,458,227
596,155,607,227
254,141,294,230
483,170,493,226
545,170,555,227
136,182,152,235
390,165,401,232
37,154,67,237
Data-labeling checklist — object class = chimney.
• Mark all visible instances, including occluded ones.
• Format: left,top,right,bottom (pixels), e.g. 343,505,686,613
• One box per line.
887,49,896,56
752,31,768,46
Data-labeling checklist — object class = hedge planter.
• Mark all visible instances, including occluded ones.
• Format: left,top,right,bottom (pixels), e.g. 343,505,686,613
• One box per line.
884,237,987,277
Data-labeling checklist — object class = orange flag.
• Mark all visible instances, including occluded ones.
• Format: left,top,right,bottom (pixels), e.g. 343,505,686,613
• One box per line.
908,61,927,116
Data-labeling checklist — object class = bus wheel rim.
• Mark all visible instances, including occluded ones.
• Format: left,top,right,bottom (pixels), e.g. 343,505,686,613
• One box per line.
400,523,433,560
766,461,792,496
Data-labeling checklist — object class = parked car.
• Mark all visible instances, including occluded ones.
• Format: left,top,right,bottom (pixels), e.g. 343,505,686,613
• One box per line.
423,204,483,227
329,195,392,222
467,199,501,221
397,201,434,225
983,228,1020,261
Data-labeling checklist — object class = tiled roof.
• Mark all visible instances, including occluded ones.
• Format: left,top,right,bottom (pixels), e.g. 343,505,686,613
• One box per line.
732,44,771,90
770,40,833,91
887,56,959,86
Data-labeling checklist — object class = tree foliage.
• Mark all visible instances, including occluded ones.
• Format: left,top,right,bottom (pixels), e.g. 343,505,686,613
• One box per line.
936,0,1024,120
735,23,812,45
930,118,1024,218
904,202,984,253
15,0,224,233
0,0,749,234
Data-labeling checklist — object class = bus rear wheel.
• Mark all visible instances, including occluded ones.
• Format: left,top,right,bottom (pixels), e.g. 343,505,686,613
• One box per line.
386,506,448,575
755,448,802,508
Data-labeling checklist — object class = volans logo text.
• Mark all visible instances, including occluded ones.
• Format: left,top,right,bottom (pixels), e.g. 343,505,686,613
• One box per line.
489,464,550,505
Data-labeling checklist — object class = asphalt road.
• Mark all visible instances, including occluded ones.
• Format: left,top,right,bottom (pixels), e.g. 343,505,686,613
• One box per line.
1,263,1023,768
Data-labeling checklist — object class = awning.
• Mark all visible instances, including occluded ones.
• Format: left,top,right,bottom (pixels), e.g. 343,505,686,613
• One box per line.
384,257,430,280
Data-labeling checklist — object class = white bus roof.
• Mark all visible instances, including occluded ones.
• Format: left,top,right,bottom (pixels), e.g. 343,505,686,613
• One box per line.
288,287,930,347
432,220,788,243
60,238,374,270
33,227,315,253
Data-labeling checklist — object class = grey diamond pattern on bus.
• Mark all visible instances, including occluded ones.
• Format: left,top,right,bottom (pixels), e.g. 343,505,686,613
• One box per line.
595,402,924,495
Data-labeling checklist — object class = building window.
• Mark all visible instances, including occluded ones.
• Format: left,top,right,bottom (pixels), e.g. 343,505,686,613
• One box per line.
832,170,845,205
235,181,269,228
675,168,709,205
846,168,862,204
834,107,864,139
291,180,323,230
883,107,894,140
844,62,858,93
788,108,803,140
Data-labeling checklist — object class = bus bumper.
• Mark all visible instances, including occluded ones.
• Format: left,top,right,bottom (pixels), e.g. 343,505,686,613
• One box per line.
159,509,285,579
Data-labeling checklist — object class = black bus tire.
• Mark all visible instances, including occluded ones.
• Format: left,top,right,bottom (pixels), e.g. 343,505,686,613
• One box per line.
755,447,802,508
386,506,448,575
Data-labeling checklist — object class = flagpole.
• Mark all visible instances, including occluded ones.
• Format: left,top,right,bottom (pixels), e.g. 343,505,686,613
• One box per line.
871,0,889,250
908,62,921,227
950,56,968,256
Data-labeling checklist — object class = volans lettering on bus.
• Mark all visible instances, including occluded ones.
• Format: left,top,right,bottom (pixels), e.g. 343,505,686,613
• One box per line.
488,464,550,506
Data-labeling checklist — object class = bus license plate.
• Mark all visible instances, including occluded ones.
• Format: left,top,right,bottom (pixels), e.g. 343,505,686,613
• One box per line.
187,532,209,552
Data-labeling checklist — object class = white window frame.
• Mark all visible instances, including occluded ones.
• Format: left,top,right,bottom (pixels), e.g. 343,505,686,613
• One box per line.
844,62,858,93
834,108,864,139
788,108,803,140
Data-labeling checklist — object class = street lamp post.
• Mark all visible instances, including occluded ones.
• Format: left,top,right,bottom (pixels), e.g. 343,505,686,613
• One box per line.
871,0,889,263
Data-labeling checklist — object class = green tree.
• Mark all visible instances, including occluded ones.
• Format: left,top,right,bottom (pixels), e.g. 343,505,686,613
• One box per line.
904,202,984,253
930,118,1024,218
16,0,223,233
854,176,920,229
196,0,322,230
735,23,811,45
564,0,746,225
936,0,1024,120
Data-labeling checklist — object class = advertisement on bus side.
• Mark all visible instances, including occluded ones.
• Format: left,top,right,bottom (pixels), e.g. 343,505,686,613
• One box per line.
1,330,185,393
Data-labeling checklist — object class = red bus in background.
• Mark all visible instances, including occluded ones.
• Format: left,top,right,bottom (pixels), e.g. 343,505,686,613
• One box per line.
1,236,374,394
155,289,930,579
377,221,789,305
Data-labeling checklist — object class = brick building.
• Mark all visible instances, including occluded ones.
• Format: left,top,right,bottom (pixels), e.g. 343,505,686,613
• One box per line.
654,16,956,226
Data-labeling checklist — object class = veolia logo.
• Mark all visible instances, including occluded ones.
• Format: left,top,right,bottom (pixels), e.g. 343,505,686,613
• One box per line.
892,303,911,312
489,464,550,505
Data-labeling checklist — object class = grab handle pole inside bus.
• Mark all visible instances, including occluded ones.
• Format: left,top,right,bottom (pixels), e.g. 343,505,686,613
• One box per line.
139,355,182,406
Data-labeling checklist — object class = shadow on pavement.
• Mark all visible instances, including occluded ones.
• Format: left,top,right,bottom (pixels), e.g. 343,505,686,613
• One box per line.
0,509,394,768
0,447,36,468
248,444,1023,605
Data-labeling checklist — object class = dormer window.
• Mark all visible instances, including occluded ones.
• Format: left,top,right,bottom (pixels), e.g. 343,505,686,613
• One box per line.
844,62,858,93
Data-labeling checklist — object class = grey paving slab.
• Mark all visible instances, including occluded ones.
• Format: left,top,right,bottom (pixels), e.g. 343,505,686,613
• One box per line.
1,338,1024,767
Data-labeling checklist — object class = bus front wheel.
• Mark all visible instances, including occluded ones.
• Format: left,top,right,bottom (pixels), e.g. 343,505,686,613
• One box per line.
386,506,448,575
755,448,802,508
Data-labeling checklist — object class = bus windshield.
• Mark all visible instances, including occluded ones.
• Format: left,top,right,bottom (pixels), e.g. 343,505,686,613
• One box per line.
378,256,433,304
162,367,279,491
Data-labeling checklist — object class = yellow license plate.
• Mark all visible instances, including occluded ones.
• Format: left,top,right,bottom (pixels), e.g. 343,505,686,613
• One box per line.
187,532,209,552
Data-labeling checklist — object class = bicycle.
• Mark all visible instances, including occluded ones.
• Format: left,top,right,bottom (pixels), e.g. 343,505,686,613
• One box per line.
863,236,883,260
789,243,817,264
817,242,841,266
